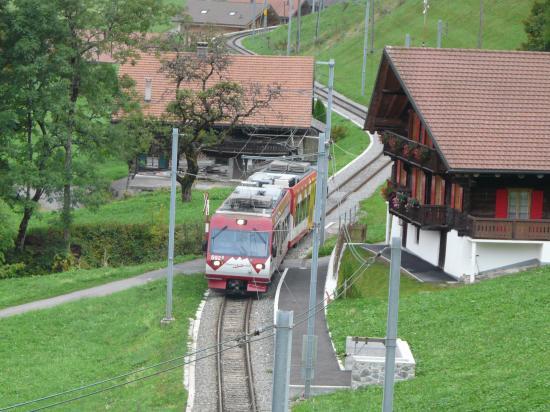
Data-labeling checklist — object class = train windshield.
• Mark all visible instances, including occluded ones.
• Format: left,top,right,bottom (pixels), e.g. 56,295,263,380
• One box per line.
210,228,269,258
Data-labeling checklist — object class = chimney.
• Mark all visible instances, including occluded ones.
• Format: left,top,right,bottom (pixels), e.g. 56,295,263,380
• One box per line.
144,78,152,102
196,41,208,58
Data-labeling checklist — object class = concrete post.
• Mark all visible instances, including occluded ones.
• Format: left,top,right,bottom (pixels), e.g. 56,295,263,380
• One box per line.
162,128,178,323
405,33,411,47
272,310,294,412
287,0,293,55
382,237,402,411
360,0,370,96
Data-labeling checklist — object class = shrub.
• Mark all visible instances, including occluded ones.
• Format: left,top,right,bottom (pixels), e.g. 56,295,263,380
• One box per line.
312,99,326,122
331,124,348,142
0,263,26,279
0,200,16,264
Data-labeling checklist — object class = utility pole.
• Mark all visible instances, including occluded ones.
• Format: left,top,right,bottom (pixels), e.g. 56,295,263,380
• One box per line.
477,0,484,49
382,237,402,411
296,0,302,53
303,60,333,400
263,0,268,30
162,128,179,324
272,310,294,412
252,0,257,35
437,19,443,48
318,59,334,246
315,0,322,43
369,0,375,53
287,0,293,55
360,0,370,96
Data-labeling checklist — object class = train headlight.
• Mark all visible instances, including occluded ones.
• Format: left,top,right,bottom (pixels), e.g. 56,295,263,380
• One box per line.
236,219,247,225
213,260,221,267
255,263,264,270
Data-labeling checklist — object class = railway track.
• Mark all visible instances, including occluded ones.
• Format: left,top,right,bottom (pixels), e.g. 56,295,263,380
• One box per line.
326,152,392,217
216,297,257,412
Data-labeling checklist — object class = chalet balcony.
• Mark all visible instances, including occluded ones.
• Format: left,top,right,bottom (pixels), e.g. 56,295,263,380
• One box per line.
380,131,445,173
389,202,452,229
468,218,550,241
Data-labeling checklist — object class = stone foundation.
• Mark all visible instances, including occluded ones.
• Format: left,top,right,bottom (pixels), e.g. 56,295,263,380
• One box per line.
345,337,415,388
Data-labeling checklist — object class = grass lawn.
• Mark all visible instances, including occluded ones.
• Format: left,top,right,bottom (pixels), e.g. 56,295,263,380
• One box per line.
329,112,370,174
0,254,198,310
244,0,534,105
0,275,206,411
96,157,129,182
30,187,233,229
294,251,549,411
358,185,387,244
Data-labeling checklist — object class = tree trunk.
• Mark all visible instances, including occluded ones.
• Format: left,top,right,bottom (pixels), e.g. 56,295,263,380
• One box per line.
176,150,199,202
62,67,80,249
16,188,43,252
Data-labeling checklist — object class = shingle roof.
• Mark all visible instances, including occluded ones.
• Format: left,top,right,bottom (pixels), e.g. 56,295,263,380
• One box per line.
183,0,263,27
119,52,314,128
385,47,550,172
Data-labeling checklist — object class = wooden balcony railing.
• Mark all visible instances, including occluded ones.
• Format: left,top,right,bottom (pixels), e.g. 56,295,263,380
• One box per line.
389,203,451,229
380,131,445,173
389,202,550,241
469,218,550,241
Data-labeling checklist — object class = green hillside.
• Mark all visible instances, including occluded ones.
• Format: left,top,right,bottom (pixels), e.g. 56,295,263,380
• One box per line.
244,0,535,105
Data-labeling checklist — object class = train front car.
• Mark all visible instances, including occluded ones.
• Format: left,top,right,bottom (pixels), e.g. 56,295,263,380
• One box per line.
205,161,315,294
206,212,276,293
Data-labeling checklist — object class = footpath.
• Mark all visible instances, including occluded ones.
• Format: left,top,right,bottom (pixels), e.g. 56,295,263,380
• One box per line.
0,258,205,318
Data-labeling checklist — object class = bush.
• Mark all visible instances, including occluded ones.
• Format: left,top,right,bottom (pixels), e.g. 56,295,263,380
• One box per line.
13,222,203,276
0,263,26,279
0,200,16,264
331,124,348,142
312,98,326,122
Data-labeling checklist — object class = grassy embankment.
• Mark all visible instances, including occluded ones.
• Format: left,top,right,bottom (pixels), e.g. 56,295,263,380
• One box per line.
0,275,205,411
294,248,549,411
29,187,232,229
244,0,534,105
0,255,198,309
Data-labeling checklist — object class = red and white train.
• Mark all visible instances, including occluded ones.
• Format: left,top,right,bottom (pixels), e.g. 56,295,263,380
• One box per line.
205,160,316,293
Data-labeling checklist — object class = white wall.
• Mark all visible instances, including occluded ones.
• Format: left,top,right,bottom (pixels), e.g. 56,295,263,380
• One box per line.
405,224,441,267
540,242,550,264
444,230,473,279
475,242,541,273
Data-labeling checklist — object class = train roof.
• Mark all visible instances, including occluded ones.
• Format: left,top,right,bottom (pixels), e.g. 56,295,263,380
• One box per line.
217,160,315,216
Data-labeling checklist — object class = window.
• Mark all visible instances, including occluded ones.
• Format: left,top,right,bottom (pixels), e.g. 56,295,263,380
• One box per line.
200,9,208,14
210,228,269,257
508,190,531,219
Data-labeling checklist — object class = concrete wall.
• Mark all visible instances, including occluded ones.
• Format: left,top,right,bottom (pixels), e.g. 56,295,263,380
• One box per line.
405,223,441,267
476,242,542,273
444,229,473,279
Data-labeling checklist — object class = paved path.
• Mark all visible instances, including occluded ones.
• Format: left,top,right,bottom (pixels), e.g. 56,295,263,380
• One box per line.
0,258,205,318
362,244,457,283
279,257,351,397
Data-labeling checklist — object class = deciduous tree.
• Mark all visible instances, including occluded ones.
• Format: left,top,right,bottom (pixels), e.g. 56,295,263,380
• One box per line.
161,38,281,202
523,0,550,51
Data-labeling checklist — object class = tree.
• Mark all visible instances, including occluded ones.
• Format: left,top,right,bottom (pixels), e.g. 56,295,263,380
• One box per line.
47,0,171,247
312,98,326,122
160,38,281,202
523,0,550,51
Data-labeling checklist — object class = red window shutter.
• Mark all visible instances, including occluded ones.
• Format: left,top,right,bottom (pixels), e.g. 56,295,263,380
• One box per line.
430,176,436,205
495,189,508,218
420,171,426,204
450,183,455,208
531,190,544,219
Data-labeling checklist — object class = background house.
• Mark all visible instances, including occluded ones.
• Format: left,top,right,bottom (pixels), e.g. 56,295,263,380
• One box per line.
365,47,550,281
119,50,319,178
174,0,279,34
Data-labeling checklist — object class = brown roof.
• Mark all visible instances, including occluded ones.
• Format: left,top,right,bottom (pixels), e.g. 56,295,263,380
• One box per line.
228,0,300,18
375,47,550,172
119,52,314,128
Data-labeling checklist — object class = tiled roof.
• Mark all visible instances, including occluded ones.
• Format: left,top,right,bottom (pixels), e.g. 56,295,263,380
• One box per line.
183,0,263,27
119,52,314,128
386,47,550,172
225,0,301,19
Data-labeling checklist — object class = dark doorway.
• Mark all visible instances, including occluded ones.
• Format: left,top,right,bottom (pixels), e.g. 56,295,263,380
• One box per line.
438,231,447,268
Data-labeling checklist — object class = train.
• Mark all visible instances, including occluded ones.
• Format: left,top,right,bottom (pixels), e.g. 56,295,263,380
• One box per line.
205,160,317,293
